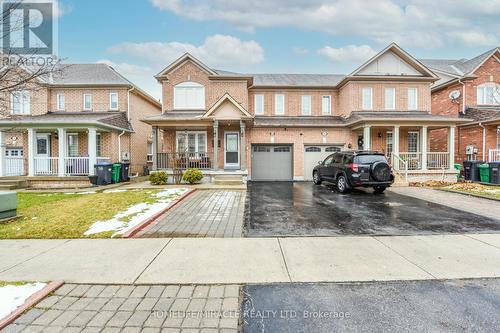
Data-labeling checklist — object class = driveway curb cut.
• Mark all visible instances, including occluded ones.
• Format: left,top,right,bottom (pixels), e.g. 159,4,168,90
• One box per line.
0,280,64,330
124,189,196,238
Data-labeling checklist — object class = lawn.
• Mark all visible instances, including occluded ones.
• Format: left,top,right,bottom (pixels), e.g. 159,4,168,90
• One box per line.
441,183,500,200
0,189,183,239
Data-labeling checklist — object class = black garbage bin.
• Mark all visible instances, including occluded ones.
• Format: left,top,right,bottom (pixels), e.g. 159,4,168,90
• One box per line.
463,160,484,182
490,162,500,185
94,163,113,185
120,162,130,182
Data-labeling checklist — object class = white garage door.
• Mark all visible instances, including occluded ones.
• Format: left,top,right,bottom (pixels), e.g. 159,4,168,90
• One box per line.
304,145,342,181
251,145,293,181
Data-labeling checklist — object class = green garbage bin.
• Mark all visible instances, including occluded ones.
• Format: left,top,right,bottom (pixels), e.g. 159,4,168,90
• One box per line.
454,163,462,180
479,163,490,183
112,163,122,183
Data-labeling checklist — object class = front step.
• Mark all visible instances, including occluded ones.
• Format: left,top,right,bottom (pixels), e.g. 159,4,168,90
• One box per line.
0,179,27,190
214,175,244,185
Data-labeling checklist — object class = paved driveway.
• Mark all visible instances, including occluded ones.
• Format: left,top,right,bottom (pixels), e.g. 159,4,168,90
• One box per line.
246,182,500,237
242,279,500,333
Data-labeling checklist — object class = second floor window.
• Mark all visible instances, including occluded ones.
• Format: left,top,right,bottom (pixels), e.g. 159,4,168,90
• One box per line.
83,94,92,110
275,94,285,115
384,88,396,110
174,81,205,109
109,92,119,110
301,95,312,115
57,93,65,111
322,96,331,115
254,94,264,115
477,83,500,105
362,87,373,110
11,91,30,115
408,88,418,110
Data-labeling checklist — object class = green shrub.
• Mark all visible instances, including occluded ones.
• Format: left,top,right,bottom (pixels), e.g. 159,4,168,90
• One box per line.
182,168,203,184
149,171,169,185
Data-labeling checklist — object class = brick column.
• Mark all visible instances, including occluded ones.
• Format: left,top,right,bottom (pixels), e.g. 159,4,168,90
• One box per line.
240,120,246,171
213,120,219,170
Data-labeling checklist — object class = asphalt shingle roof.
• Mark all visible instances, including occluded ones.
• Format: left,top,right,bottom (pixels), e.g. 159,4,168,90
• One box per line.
51,64,131,86
463,107,500,123
251,74,346,87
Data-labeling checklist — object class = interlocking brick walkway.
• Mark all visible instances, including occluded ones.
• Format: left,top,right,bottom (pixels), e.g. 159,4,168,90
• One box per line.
4,284,240,333
138,191,245,238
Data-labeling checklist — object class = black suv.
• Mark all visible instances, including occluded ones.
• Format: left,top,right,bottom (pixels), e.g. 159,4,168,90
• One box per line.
312,151,394,193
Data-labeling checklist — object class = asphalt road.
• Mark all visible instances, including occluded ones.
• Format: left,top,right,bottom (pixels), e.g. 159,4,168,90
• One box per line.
246,182,500,237
242,279,500,333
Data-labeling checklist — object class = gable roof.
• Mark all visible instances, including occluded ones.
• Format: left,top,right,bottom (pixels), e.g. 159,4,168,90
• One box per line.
50,64,130,86
203,93,253,119
155,53,217,78
349,43,438,79
251,74,345,87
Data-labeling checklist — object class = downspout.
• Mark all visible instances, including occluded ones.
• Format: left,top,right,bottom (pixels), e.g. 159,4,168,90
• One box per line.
479,122,486,161
118,130,125,162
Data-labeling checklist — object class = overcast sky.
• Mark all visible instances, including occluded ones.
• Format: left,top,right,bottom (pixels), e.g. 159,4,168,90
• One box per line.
58,0,500,99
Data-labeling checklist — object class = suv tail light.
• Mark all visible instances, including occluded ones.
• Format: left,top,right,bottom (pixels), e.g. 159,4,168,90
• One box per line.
348,163,359,172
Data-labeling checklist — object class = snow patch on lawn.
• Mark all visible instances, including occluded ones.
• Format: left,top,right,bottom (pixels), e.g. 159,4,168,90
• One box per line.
0,282,46,320
84,188,189,237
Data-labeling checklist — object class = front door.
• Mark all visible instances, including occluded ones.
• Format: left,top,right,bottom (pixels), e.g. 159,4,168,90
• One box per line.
224,132,240,169
36,134,51,174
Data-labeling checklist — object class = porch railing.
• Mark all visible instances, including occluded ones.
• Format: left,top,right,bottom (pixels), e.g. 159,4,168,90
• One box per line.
5,157,24,176
391,153,408,183
489,149,500,162
157,152,213,170
34,157,58,176
64,157,89,176
399,152,422,170
427,152,450,170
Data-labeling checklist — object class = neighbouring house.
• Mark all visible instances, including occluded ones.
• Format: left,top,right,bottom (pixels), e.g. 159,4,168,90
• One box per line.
143,43,470,183
0,64,161,188
421,47,500,163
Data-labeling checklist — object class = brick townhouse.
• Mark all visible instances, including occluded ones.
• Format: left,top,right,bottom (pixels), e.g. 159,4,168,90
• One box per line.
144,43,469,183
421,47,500,163
0,64,161,188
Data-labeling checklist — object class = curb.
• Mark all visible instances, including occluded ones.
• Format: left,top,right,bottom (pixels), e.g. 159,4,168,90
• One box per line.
0,280,64,331
123,189,196,238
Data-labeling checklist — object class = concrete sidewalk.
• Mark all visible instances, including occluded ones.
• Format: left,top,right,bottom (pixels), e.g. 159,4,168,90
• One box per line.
0,234,499,284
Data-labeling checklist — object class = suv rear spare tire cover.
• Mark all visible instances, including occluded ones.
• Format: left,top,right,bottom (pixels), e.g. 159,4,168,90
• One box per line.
371,162,391,182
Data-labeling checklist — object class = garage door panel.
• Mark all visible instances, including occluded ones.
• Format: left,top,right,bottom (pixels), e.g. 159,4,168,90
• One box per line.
304,145,342,181
252,145,292,181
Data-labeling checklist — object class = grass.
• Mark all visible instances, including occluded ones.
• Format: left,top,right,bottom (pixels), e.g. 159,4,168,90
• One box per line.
0,190,164,239
440,183,500,200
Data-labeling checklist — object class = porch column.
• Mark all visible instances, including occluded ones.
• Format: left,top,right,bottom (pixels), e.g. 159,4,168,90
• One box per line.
88,128,97,176
28,128,36,176
449,126,456,171
213,120,219,171
363,125,371,151
421,126,428,171
393,126,400,170
152,126,158,170
57,128,66,177
0,131,5,177
240,120,246,171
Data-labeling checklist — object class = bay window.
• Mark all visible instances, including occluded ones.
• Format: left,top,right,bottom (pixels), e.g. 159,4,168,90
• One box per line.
174,81,205,109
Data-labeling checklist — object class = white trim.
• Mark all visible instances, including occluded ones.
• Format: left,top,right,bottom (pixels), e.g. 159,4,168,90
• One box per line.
203,93,253,118
83,93,92,111
175,131,208,153
384,87,396,110
173,81,205,110
156,53,217,78
56,93,65,111
408,87,418,110
224,131,240,169
301,95,312,115
66,133,79,157
10,90,31,115
275,94,285,115
109,92,119,110
321,95,331,115
254,94,264,115
362,87,373,110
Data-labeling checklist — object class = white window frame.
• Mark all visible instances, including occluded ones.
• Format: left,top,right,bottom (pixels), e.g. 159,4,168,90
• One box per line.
477,83,500,105
386,131,393,156
83,93,92,111
66,133,79,157
147,142,153,162
407,88,418,110
362,87,373,110
407,131,420,153
384,88,396,110
301,95,312,116
57,93,65,111
109,92,119,110
175,131,208,154
173,81,205,110
275,94,285,115
321,95,331,115
254,94,264,115
10,90,30,115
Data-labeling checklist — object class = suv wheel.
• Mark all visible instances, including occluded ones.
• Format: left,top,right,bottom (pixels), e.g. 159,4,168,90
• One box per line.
313,171,322,185
374,186,386,194
337,175,351,193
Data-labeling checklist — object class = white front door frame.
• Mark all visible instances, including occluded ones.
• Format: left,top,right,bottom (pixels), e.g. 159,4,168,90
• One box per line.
224,131,240,169
35,133,51,174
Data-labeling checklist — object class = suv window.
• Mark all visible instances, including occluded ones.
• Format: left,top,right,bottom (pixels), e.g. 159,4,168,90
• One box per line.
323,155,335,166
355,154,387,164
343,154,354,164
333,153,344,164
